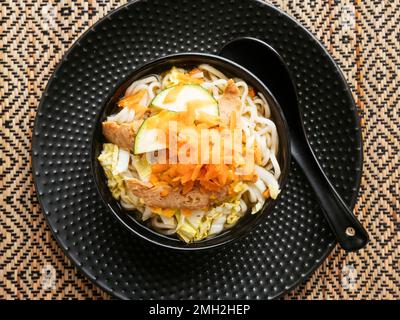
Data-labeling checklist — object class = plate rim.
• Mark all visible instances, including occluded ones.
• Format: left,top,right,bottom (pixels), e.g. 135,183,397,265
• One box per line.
32,0,364,299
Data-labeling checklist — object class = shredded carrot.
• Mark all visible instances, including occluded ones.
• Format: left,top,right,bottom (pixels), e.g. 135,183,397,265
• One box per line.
216,164,228,185
182,180,194,194
165,165,178,178
152,164,170,173
181,171,193,184
160,188,170,197
199,179,220,192
254,142,262,165
181,208,192,216
149,174,159,185
229,112,237,130
228,183,236,195
170,178,181,188
196,123,210,130
160,173,172,183
184,102,198,125
195,112,221,127
118,90,146,109
240,173,258,182
150,207,176,218
177,72,203,84
204,164,219,181
187,100,213,110
248,86,255,98
174,163,189,175
118,90,148,118
262,189,270,198
191,164,203,181
188,68,202,76
135,105,148,119
163,85,183,104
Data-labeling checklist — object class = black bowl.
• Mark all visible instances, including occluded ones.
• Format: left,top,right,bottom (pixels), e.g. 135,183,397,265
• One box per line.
91,53,291,251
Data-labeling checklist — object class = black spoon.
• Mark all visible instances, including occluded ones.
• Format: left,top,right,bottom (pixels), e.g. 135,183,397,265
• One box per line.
219,37,368,251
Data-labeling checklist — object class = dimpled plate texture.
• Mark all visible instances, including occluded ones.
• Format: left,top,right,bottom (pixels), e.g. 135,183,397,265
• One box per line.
32,0,362,299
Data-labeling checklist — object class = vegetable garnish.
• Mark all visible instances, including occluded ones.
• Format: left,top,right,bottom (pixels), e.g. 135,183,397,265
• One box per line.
118,89,148,119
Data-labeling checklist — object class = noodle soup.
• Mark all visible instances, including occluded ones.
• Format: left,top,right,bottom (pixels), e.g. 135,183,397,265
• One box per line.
98,64,281,243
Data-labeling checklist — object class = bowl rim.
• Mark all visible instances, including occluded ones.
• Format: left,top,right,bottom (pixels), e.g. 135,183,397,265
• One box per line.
90,52,291,251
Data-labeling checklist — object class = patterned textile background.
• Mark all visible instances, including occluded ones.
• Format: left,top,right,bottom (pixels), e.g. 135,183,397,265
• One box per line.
0,0,398,299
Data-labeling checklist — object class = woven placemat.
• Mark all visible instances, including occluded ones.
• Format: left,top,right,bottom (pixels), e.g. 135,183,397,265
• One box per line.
1,0,398,299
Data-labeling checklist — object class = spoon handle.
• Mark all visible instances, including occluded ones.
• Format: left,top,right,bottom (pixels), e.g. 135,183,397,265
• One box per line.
291,134,369,251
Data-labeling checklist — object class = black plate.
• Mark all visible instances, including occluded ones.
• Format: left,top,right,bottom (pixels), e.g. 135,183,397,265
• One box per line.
32,0,362,299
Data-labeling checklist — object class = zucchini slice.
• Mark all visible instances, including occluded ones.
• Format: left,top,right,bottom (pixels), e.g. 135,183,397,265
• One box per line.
151,84,219,116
